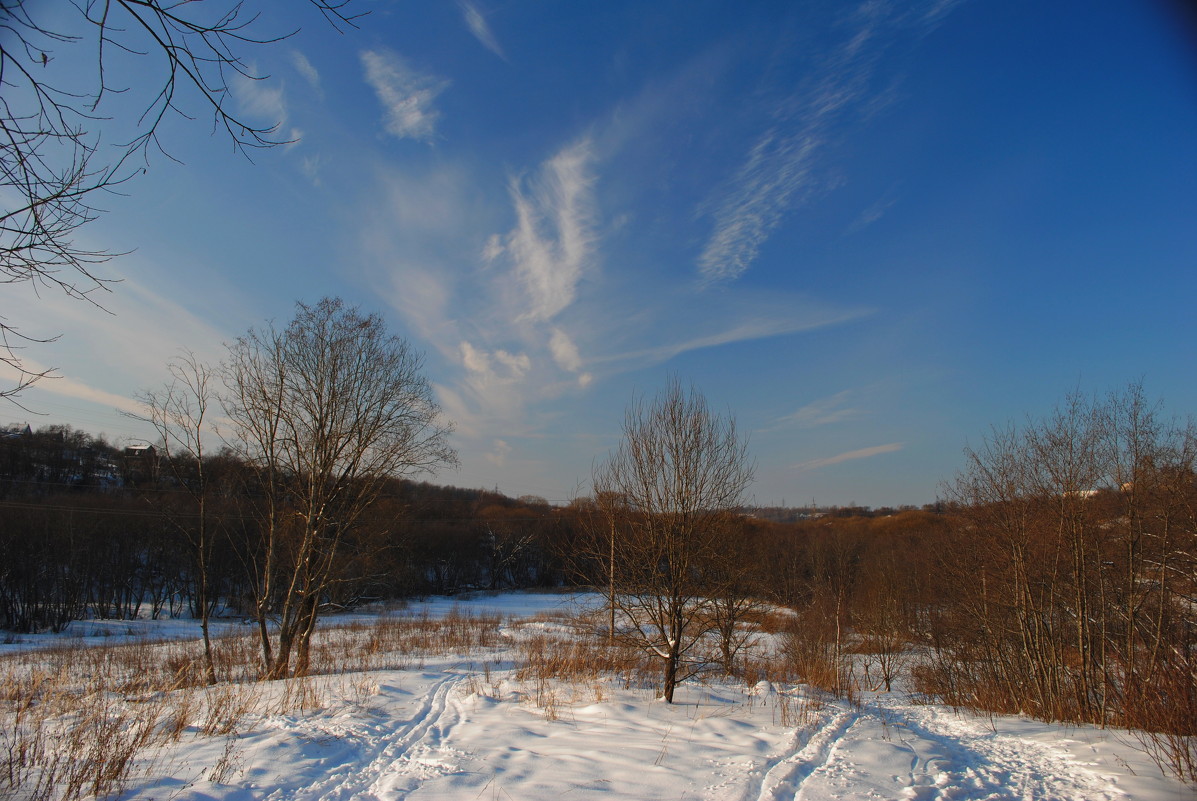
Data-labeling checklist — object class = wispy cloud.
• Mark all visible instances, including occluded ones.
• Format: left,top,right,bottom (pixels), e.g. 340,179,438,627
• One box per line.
461,2,505,59
460,341,531,388
697,0,958,285
770,390,862,430
360,49,450,142
485,438,512,466
697,131,820,285
233,72,288,129
549,328,592,386
795,442,904,471
494,139,597,323
0,265,238,437
353,140,604,450
0,358,143,417
301,154,323,185
846,194,898,232
291,50,322,95
587,286,869,375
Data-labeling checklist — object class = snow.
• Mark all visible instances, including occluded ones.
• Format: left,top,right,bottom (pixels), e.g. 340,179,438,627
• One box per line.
5,592,1193,800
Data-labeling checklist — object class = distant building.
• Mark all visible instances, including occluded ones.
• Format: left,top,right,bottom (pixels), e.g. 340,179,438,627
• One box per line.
122,443,159,485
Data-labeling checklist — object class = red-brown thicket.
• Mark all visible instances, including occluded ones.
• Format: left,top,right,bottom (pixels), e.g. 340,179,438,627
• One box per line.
920,385,1197,781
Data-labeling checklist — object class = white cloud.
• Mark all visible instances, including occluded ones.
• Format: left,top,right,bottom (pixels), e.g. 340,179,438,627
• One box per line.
432,383,477,438
697,131,819,285
461,341,491,376
772,390,862,430
291,50,322,94
0,262,241,441
795,442,904,471
7,274,231,385
233,72,288,129
494,349,532,376
696,0,957,286
301,154,322,185
0,358,142,417
847,194,897,232
548,328,582,373
460,341,532,392
360,49,449,142
481,233,505,263
548,328,592,387
589,287,869,374
461,2,505,59
485,438,512,466
504,139,597,322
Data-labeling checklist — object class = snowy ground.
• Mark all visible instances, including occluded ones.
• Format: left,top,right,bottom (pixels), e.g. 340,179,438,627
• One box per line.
7,593,1194,801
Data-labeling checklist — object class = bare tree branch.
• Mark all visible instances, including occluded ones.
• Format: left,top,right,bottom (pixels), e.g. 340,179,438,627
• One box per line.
593,377,753,702
0,0,362,399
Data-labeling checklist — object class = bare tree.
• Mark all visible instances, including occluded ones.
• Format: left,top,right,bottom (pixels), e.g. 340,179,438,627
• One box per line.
133,350,219,684
706,518,768,676
223,298,456,679
593,378,753,703
935,382,1197,759
0,0,361,399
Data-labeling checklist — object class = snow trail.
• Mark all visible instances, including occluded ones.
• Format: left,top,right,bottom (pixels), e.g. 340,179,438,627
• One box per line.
764,694,1135,801
872,698,1130,801
89,594,1189,801
746,707,858,801
258,671,466,801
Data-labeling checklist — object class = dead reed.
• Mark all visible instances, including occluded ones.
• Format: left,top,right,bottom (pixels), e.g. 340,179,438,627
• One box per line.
0,607,508,800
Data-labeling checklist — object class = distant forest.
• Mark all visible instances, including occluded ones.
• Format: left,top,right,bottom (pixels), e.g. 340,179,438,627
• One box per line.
0,422,946,635
4,389,1196,766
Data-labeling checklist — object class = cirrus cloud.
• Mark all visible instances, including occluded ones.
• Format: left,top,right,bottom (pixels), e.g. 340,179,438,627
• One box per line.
795,442,904,471
360,49,450,142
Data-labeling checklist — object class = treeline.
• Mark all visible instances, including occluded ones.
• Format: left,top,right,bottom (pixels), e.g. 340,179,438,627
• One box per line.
562,381,1196,778
0,424,571,633
749,385,1195,779
928,387,1197,736
0,420,957,639
3,384,1194,773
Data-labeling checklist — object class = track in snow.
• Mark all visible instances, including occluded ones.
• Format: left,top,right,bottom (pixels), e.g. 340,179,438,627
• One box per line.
260,671,466,801
868,697,1130,801
742,706,858,801
735,693,1134,801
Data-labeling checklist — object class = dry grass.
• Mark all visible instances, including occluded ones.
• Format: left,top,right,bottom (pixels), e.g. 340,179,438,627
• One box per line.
313,608,503,674
0,603,857,799
0,659,172,801
0,607,507,800
772,686,825,729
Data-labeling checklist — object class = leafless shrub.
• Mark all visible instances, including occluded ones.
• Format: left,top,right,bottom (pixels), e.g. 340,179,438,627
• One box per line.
780,610,857,702
1122,647,1197,784
774,688,823,730
207,735,242,784
198,682,263,737
0,660,167,801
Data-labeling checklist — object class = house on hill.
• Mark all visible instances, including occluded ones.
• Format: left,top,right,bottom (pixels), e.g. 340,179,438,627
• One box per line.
122,443,159,485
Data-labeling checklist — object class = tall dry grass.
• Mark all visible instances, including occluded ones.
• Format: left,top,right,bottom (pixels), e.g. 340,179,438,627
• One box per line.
0,608,508,800
2,603,830,799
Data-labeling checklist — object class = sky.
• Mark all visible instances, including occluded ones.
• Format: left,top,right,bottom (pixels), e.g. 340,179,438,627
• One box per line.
3,0,1196,508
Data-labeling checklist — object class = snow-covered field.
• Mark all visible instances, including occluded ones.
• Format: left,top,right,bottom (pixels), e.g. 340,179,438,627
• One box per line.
4,592,1193,801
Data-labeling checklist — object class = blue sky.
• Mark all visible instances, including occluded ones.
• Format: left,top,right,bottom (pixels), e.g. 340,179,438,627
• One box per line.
5,0,1196,507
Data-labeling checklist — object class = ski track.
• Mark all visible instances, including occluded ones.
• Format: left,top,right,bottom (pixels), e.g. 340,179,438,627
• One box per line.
260,672,465,801
868,697,1130,801
744,707,858,801
727,694,1135,801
